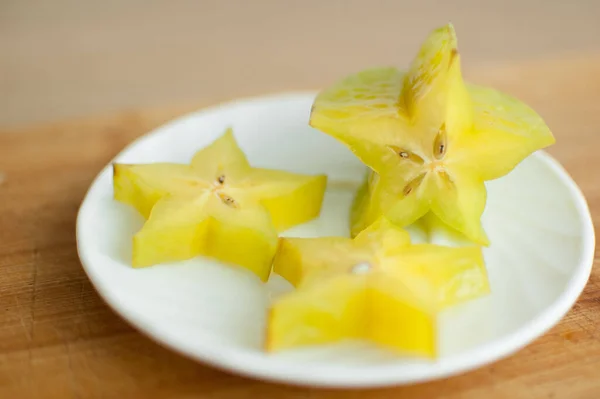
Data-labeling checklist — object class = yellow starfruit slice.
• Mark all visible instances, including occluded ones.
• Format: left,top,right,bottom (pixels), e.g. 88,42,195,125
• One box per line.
267,218,490,357
113,128,328,280
310,23,554,244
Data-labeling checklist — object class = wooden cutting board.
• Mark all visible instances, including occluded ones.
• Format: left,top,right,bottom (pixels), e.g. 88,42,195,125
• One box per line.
1,56,599,398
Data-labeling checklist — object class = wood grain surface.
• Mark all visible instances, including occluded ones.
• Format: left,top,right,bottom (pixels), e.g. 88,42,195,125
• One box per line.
1,57,599,398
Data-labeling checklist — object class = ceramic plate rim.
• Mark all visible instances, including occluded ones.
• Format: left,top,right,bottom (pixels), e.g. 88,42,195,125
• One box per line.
76,91,595,388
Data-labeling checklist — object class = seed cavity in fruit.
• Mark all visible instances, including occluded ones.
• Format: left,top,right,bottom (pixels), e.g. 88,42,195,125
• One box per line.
403,173,426,196
433,125,447,160
437,170,455,190
218,192,238,208
388,145,425,164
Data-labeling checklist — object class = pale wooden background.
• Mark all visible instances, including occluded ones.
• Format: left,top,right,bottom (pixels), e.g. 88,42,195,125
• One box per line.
1,0,600,128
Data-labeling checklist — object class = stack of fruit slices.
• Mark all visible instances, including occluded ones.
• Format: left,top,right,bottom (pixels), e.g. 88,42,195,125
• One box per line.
112,23,554,359
309,23,554,245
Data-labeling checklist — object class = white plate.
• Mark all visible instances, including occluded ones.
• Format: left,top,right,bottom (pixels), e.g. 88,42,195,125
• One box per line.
76,92,595,388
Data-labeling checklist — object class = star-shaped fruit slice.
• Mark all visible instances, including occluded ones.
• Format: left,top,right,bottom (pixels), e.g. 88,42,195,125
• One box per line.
309,23,555,244
266,218,490,357
113,128,327,280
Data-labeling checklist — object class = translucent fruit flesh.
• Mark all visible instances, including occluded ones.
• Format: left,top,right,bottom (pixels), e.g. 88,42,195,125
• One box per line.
113,128,327,280
266,218,490,357
309,23,555,244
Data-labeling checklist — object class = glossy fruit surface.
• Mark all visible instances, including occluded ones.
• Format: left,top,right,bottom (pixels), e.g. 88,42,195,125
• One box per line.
113,128,327,279
310,24,555,243
267,218,490,356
